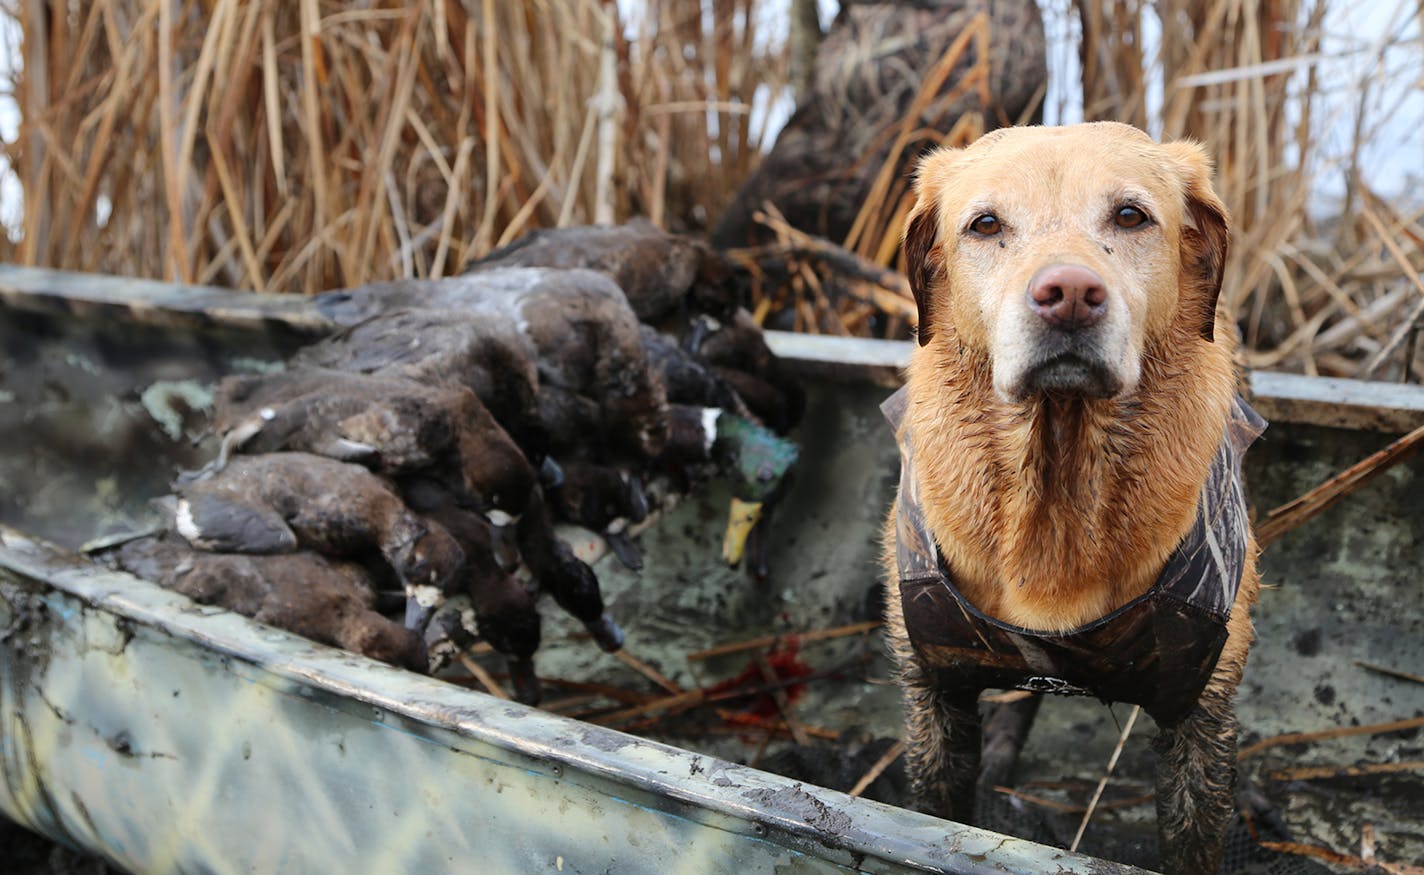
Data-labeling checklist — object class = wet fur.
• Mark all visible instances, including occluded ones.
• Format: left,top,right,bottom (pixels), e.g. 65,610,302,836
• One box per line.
884,122,1258,874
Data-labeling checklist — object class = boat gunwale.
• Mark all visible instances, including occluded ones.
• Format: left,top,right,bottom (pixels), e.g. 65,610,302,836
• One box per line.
0,526,1139,874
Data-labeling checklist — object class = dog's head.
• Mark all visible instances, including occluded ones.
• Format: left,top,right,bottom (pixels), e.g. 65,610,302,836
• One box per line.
903,122,1228,402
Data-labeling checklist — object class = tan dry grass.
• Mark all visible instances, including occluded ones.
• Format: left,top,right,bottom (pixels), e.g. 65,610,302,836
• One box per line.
748,0,1424,383
0,0,785,291
1148,0,1424,381
1,0,1423,381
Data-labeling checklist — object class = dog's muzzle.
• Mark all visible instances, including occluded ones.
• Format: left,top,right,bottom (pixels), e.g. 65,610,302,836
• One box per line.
1014,264,1124,399
1022,346,1124,398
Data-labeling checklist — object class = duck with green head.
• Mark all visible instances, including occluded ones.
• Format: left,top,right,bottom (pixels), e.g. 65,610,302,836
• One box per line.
666,405,798,581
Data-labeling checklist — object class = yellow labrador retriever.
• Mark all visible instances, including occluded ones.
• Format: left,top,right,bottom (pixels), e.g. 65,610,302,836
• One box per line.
883,122,1264,874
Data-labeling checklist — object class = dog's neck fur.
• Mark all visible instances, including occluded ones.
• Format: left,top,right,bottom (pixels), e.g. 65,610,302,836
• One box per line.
903,320,1236,632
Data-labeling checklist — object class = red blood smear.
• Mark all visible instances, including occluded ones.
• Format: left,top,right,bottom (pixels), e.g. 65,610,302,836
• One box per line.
704,636,813,719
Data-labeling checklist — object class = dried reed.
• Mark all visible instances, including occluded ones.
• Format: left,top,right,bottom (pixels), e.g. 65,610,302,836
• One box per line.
764,0,1424,385
0,0,785,291
1074,0,1424,386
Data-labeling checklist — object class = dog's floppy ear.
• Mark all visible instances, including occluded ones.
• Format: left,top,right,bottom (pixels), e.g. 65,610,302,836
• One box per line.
903,205,942,346
1165,141,1230,343
903,149,958,346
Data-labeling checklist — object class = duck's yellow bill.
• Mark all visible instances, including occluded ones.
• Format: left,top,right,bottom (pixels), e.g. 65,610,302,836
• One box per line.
721,498,763,566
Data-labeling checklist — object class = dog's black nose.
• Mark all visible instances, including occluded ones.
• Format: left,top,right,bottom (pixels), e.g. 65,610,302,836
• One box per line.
1027,264,1107,330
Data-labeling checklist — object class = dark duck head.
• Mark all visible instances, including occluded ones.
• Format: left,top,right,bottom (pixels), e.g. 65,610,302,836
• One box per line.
294,308,553,470
638,323,750,417
688,310,806,434
518,488,624,653
384,513,466,634
208,369,474,475
171,452,465,636
109,535,428,672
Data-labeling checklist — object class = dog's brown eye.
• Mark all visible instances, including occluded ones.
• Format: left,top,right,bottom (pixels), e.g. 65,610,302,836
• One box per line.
1114,205,1150,229
969,214,1001,236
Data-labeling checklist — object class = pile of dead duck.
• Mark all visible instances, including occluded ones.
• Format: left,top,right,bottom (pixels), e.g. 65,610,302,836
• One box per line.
103,221,803,705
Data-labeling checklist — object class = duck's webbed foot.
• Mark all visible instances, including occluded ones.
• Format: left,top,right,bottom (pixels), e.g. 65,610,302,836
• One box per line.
505,656,542,705
604,526,643,571
403,592,441,634
538,456,565,490
582,611,626,653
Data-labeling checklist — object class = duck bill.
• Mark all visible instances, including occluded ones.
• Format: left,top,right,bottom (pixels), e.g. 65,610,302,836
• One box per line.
721,498,764,566
403,583,444,632
538,455,565,490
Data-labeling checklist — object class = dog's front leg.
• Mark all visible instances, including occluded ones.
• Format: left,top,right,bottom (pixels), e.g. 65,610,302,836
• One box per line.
1151,680,1239,875
900,669,983,824
980,693,1042,788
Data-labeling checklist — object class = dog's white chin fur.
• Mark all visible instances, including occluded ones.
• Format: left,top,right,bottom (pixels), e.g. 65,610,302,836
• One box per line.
989,301,1142,403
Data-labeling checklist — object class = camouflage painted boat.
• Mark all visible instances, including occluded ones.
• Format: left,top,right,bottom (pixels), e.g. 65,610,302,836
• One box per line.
2,266,1422,873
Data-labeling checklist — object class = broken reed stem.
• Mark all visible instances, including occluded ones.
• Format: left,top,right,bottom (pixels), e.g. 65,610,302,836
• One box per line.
991,785,1154,815
1354,661,1424,686
593,659,865,729
1256,422,1424,547
1258,840,1424,875
1239,714,1424,759
1360,294,1424,380
1268,760,1424,782
711,710,840,741
541,694,608,714
458,652,510,700
741,208,919,319
473,0,500,258
707,658,872,707
848,740,906,798
1069,704,1140,853
613,649,683,695
595,688,707,726
592,4,619,227
535,676,655,706
1357,201,1424,378
156,0,187,283
686,620,882,662
755,652,810,747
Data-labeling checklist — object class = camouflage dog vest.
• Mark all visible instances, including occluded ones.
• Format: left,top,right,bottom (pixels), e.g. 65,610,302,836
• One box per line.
883,388,1265,726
